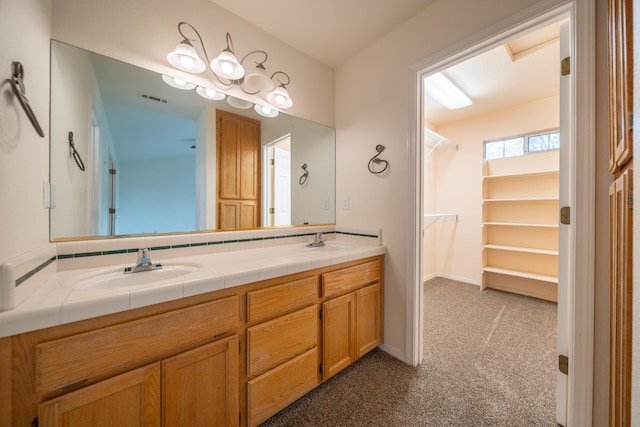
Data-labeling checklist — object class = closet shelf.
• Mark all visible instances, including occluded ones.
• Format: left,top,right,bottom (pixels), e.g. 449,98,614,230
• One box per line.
483,170,559,180
483,197,559,203
483,244,558,256
424,128,457,157
482,267,558,284
483,221,559,228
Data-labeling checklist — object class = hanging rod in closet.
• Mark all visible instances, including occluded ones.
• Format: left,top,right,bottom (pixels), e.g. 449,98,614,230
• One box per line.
423,213,459,230
424,128,458,157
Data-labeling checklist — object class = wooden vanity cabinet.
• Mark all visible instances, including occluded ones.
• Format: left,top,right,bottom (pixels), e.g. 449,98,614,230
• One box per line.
2,256,384,427
245,276,320,427
321,260,383,381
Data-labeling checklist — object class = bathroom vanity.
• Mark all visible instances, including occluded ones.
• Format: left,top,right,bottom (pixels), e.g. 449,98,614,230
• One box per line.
0,242,383,427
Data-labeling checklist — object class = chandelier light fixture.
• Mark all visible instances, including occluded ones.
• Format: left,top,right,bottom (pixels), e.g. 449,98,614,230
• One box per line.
166,21,293,115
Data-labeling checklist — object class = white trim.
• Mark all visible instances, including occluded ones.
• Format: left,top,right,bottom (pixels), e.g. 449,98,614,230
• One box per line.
567,0,596,425
377,343,405,361
408,0,595,425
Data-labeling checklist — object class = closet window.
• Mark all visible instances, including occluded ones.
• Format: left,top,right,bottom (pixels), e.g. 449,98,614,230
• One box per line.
484,130,559,160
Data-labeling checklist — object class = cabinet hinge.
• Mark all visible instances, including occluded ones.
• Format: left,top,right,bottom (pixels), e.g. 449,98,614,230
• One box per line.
270,158,275,166
561,56,570,76
269,207,275,214
109,208,116,214
560,206,570,225
319,363,323,375
559,354,569,375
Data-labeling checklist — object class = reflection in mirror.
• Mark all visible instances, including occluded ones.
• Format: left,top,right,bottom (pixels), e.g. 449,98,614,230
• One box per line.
49,41,335,240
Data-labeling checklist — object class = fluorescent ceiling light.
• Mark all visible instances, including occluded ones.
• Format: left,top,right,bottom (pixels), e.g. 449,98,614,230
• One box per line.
424,72,472,110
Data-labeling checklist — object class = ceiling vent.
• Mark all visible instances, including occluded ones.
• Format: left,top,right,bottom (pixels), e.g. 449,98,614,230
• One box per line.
140,93,168,104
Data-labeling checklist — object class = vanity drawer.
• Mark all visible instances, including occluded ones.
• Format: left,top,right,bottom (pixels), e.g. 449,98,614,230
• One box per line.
322,259,382,297
36,295,239,395
246,275,317,323
247,347,319,427
247,304,318,377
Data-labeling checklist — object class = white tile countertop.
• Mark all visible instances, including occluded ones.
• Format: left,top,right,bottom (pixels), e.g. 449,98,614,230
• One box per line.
0,237,385,338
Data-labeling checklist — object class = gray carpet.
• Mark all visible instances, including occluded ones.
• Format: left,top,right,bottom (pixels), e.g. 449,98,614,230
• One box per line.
260,277,558,426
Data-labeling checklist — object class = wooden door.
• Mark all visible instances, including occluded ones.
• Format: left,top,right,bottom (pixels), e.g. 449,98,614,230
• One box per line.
162,336,239,427
608,0,633,173
217,110,261,229
609,165,633,427
38,363,161,427
322,293,356,380
356,283,381,357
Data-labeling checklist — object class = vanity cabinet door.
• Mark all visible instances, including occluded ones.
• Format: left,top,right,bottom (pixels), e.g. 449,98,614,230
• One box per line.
322,292,356,380
356,283,381,357
38,362,161,427
162,336,239,427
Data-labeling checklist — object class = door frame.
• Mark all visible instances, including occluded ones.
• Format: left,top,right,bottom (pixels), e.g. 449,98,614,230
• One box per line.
406,0,595,425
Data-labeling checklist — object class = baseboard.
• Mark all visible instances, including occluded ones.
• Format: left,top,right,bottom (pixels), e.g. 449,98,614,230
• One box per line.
424,273,480,287
377,343,405,362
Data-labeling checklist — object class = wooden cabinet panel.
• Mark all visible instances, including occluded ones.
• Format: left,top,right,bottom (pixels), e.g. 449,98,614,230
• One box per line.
322,260,381,297
608,0,633,173
247,276,317,323
322,293,356,380
247,305,318,377
217,110,261,229
609,165,633,426
247,348,319,427
39,362,161,427
36,295,239,395
356,284,381,357
162,336,239,427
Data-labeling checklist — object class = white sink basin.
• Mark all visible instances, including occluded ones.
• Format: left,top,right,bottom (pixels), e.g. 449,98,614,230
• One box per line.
64,264,201,290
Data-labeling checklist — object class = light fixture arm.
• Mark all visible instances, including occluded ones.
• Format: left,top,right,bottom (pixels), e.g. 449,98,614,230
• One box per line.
270,71,291,88
177,21,212,64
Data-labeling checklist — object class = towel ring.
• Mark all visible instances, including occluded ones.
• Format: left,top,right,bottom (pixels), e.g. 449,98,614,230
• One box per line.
68,131,86,171
368,144,389,174
9,62,44,137
299,164,309,185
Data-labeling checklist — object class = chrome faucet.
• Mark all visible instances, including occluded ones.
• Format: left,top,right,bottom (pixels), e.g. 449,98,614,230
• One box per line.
124,248,163,274
306,232,326,248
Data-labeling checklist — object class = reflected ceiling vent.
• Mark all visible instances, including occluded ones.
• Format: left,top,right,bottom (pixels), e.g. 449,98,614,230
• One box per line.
140,93,168,104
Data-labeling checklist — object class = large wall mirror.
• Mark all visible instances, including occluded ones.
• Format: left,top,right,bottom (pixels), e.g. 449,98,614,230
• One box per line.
50,41,335,240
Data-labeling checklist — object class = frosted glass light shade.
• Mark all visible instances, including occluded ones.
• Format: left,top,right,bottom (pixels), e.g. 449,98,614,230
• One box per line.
266,86,293,109
167,42,206,73
211,51,245,80
162,74,196,90
254,104,279,118
243,65,275,93
196,86,225,100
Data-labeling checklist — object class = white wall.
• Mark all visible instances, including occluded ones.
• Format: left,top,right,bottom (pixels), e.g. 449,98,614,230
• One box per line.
118,156,195,235
425,96,559,284
0,0,51,263
335,0,566,361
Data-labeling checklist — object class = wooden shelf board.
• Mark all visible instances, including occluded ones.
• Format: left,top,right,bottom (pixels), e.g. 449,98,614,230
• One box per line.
483,197,559,203
483,171,559,180
483,267,558,283
483,245,558,255
483,222,559,228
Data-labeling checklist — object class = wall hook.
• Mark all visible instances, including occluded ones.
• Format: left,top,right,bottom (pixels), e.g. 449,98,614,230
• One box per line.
299,163,309,185
68,131,86,171
9,61,44,137
368,144,389,174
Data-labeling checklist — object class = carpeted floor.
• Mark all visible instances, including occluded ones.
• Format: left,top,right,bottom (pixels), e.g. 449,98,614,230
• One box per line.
260,277,558,426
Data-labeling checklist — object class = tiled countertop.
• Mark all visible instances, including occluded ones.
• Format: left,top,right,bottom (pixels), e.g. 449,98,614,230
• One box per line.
0,239,385,338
